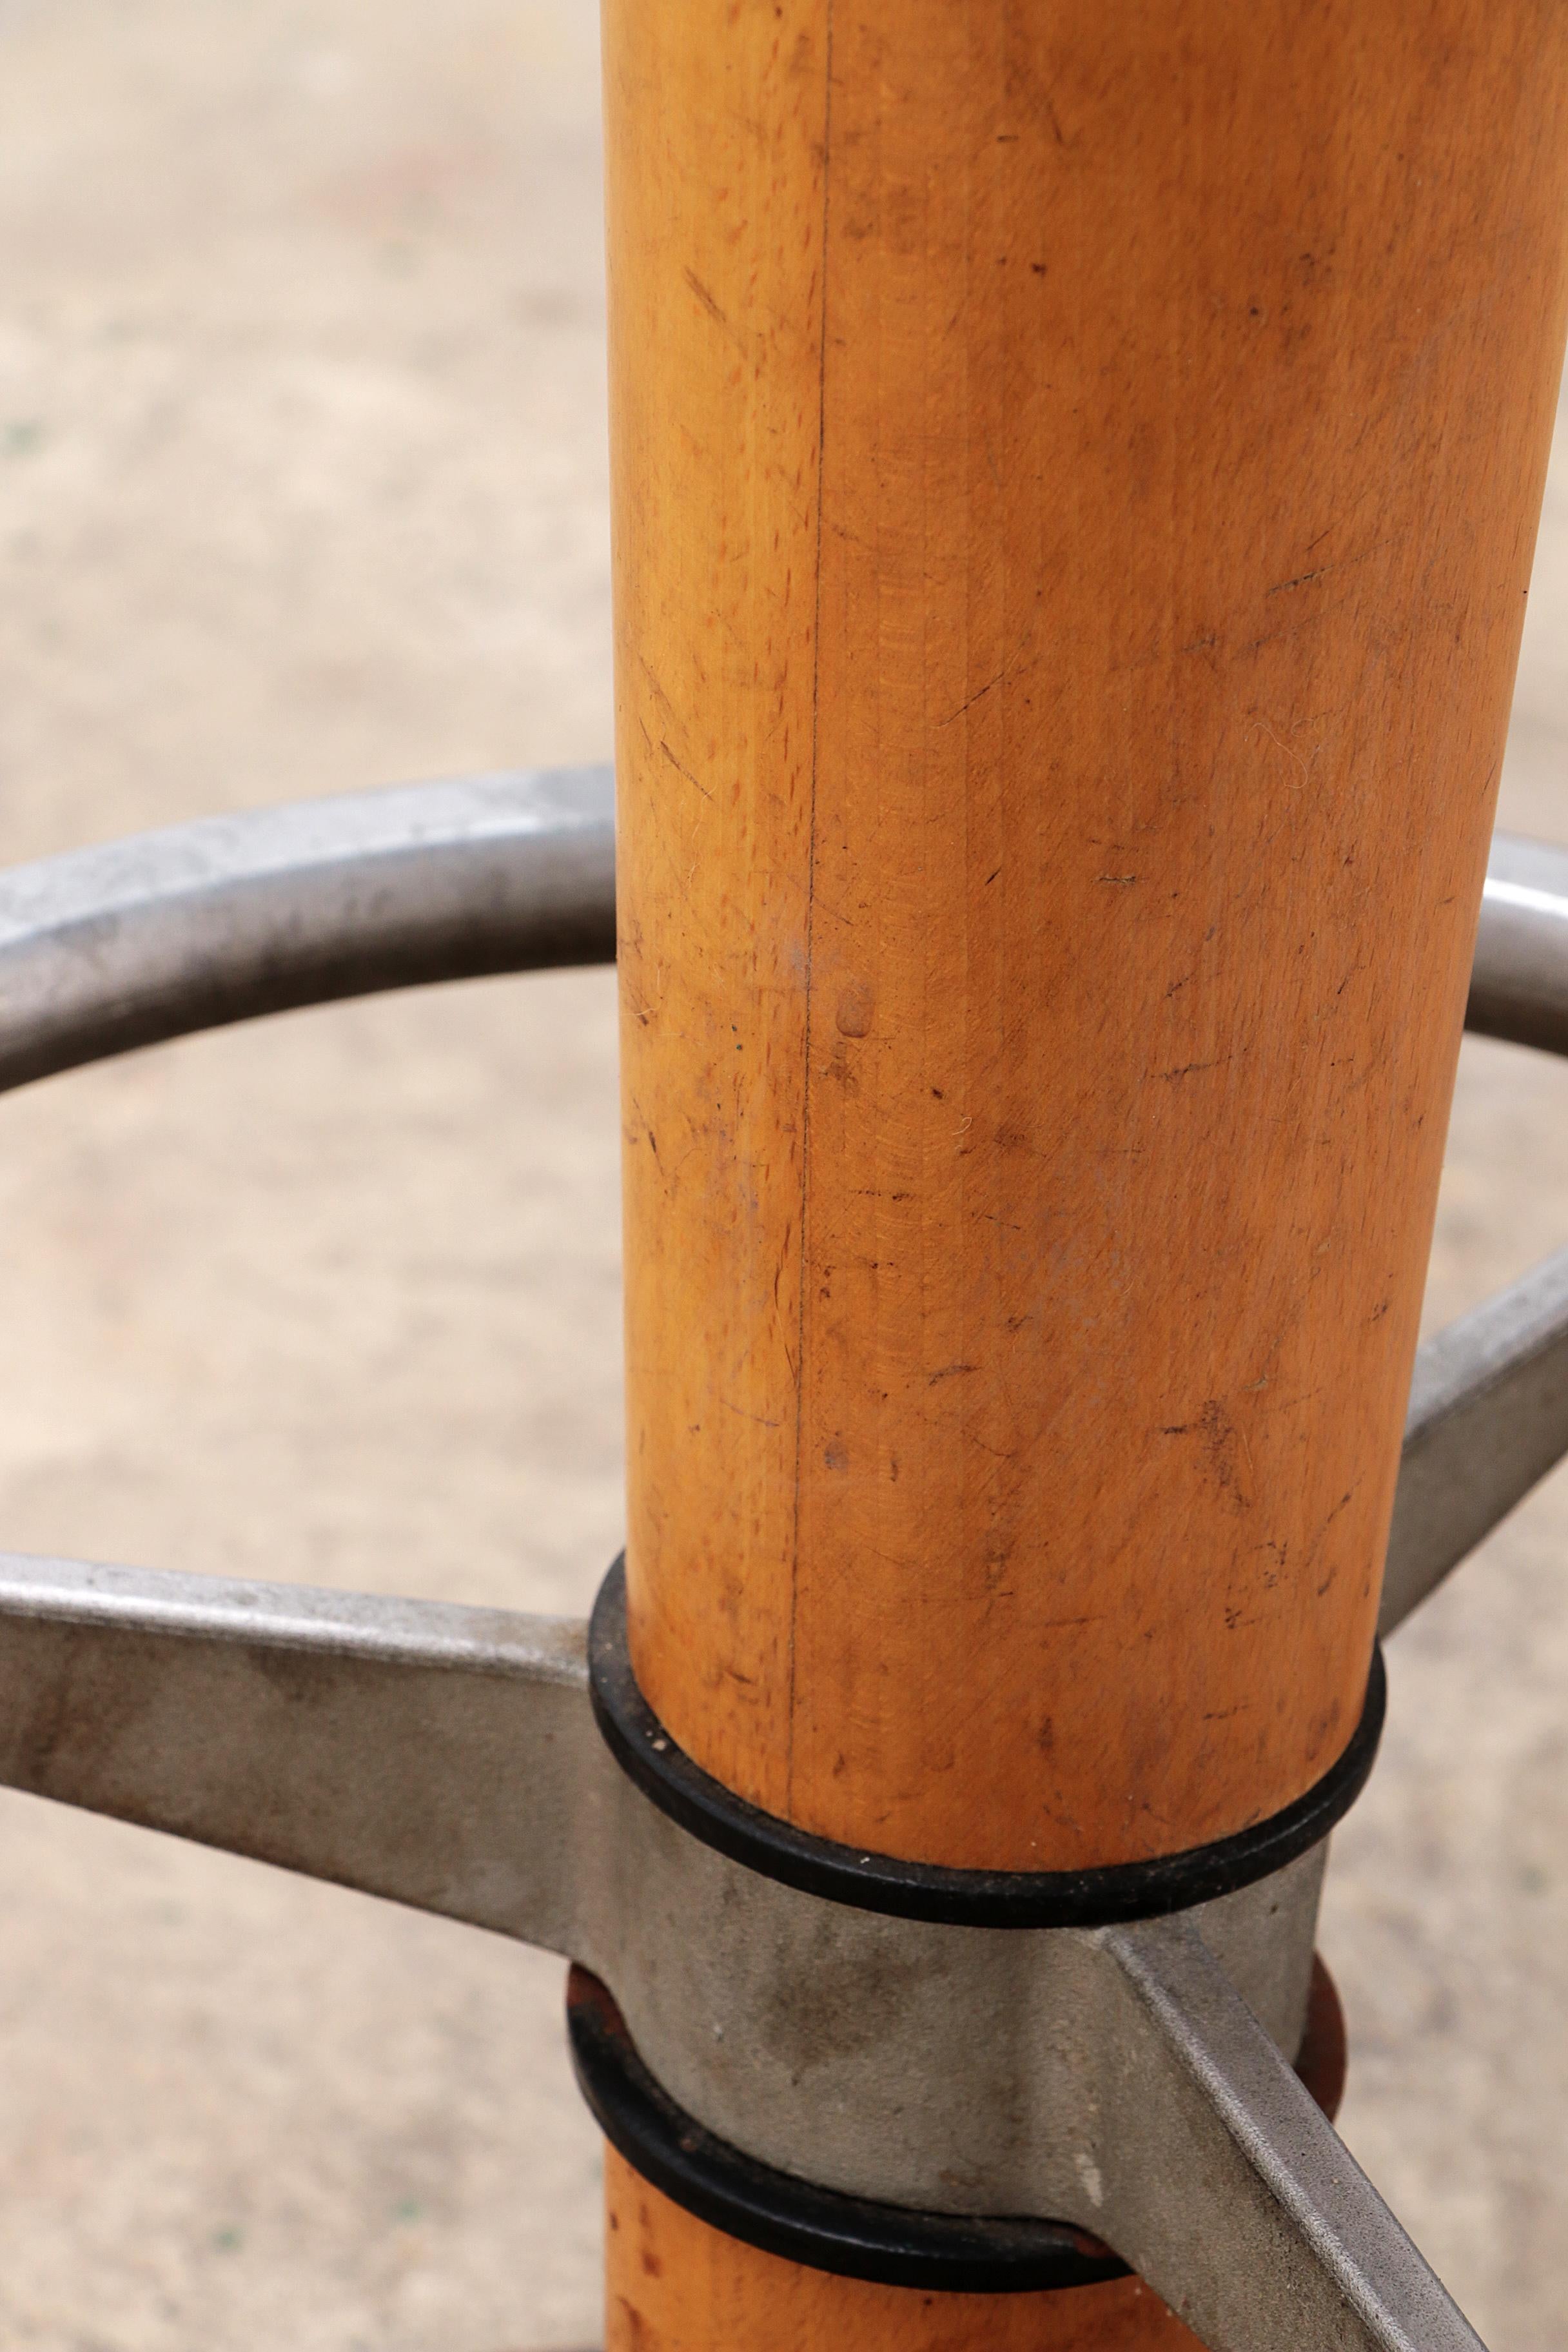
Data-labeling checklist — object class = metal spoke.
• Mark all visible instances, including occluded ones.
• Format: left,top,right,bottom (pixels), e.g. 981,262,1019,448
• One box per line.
1384,1243,1568,1633
0,1553,606,1956
0,763,613,1094
1089,1918,1484,2352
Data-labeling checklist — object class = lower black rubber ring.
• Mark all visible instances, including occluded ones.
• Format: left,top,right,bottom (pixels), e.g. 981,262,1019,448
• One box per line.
589,1555,1386,1928
567,1965,1129,2294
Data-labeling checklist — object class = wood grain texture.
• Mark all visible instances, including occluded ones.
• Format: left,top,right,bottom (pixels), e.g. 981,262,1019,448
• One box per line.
609,0,1568,1877
603,2150,1200,2352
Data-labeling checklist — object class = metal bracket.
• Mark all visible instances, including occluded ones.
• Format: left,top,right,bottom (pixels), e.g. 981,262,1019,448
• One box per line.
0,1548,1454,2352
0,772,1562,2351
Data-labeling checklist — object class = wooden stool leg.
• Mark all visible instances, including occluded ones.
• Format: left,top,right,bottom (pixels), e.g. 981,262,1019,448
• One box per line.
603,0,1568,2342
604,2154,1200,2352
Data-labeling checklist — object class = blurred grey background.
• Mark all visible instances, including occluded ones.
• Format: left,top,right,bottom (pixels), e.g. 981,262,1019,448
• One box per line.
0,2,1565,2346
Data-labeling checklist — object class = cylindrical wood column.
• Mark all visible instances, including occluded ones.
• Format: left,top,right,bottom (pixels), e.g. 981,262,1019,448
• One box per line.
602,0,1568,2344
604,2151,1200,2351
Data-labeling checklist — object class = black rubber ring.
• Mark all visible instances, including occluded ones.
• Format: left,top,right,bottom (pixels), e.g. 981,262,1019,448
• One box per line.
567,1965,1129,2294
589,1556,1385,1929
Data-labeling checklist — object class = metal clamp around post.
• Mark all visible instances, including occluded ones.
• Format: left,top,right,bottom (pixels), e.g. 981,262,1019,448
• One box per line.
571,1555,1379,2293
565,1950,1351,2295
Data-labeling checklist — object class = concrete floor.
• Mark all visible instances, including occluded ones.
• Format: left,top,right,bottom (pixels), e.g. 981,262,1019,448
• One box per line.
0,3,1565,2345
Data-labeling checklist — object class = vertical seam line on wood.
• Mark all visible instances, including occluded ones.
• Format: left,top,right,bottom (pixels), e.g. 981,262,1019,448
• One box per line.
788,0,836,1817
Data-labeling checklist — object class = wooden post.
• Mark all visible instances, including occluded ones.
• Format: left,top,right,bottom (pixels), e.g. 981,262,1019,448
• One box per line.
602,1,1568,2343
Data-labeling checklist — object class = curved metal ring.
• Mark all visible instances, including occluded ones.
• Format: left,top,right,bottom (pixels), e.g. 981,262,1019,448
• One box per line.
1471,831,1568,1057
0,764,614,1096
